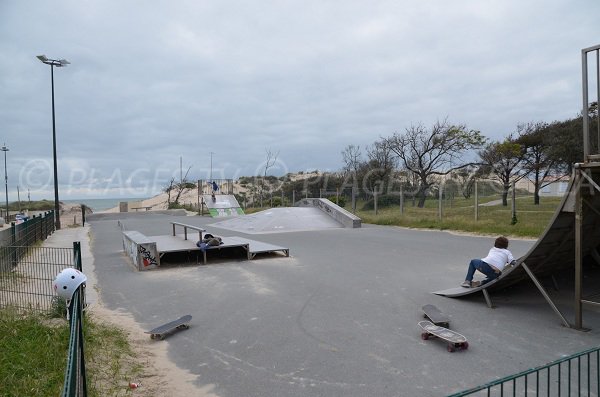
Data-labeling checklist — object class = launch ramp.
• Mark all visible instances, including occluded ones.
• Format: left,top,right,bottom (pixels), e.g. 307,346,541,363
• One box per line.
202,194,245,217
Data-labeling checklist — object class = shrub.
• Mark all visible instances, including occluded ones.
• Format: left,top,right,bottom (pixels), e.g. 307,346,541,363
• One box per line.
361,194,403,210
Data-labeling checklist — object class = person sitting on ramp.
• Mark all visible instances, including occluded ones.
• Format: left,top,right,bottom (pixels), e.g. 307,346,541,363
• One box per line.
461,236,515,288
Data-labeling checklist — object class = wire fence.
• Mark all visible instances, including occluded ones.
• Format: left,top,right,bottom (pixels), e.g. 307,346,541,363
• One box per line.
0,211,62,313
0,245,73,313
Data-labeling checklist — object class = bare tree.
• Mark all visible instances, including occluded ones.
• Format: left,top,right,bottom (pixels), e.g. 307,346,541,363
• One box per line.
386,119,485,207
163,165,195,208
341,144,362,179
260,148,279,207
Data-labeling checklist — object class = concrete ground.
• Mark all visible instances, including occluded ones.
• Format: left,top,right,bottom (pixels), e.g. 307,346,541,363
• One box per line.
84,212,600,397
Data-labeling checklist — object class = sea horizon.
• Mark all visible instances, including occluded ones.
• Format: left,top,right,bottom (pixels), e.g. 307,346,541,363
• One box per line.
61,197,150,212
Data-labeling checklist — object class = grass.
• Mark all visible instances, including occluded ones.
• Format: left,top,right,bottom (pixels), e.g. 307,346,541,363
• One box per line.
0,308,142,397
354,195,562,238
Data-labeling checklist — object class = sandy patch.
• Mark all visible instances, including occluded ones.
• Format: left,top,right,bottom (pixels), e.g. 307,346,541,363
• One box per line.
87,304,218,397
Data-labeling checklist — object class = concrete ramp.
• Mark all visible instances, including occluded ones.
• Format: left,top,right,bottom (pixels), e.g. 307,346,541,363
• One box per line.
434,167,600,298
202,194,245,217
210,207,345,234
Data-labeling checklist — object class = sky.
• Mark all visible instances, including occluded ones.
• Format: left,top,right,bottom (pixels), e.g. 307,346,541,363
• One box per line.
1,0,599,200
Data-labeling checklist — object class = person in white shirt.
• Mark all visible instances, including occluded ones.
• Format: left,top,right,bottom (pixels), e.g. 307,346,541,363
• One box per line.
461,236,515,288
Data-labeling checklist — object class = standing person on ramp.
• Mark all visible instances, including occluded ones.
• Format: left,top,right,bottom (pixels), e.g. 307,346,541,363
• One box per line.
461,236,515,288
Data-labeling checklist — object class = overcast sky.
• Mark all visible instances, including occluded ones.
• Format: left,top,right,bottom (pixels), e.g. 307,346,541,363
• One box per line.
1,1,599,200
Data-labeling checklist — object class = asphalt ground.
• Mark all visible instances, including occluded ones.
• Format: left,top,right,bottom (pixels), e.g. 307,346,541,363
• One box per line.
87,212,600,397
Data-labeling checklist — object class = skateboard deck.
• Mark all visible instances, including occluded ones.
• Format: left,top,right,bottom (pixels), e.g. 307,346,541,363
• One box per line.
418,320,468,352
421,304,450,328
145,315,192,340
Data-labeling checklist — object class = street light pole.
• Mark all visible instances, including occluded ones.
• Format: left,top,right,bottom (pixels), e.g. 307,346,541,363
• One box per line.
37,55,69,230
1,144,8,221
210,151,215,181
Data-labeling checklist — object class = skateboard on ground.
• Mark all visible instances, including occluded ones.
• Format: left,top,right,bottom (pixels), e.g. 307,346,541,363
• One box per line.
421,304,450,328
418,320,468,352
145,315,192,340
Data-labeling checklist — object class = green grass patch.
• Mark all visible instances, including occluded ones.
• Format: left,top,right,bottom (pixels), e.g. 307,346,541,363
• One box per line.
353,195,563,238
0,310,69,397
0,309,142,397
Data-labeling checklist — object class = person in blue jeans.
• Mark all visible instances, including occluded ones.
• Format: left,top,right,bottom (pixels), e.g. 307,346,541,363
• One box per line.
461,236,515,288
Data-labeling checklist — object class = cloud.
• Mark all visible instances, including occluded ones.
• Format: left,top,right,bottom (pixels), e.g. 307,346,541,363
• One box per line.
0,0,598,199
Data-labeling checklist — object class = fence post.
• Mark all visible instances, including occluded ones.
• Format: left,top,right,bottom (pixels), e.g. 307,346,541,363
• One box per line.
438,183,443,221
475,180,479,221
10,222,16,267
292,190,296,205
400,186,404,215
511,181,517,224
352,185,357,213
374,191,378,215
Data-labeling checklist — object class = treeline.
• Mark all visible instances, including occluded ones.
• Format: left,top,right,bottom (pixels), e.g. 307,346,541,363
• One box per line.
338,107,597,208
236,106,598,209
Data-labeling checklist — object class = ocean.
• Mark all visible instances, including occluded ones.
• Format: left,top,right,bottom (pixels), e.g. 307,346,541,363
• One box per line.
61,198,148,212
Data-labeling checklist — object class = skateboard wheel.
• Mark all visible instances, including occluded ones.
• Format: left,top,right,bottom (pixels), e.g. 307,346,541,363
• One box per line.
421,332,429,340
150,334,155,340
159,334,166,340
447,345,455,352
462,342,469,350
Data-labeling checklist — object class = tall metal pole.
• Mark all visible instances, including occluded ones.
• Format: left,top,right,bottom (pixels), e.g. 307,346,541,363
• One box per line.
50,64,61,229
38,55,69,229
1,145,8,220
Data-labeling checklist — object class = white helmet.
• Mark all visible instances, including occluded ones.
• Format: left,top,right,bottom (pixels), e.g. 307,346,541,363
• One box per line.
53,268,87,300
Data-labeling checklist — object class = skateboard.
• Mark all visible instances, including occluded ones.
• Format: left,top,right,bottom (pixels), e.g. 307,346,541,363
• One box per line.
145,315,192,340
418,320,468,352
421,304,450,328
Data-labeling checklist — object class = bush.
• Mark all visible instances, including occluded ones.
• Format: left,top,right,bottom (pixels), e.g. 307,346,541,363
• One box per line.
361,194,403,210
328,196,346,207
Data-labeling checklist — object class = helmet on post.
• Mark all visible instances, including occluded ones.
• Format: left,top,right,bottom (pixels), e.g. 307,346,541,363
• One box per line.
53,268,87,300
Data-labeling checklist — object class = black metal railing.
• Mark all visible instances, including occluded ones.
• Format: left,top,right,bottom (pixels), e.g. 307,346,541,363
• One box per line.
61,241,87,397
448,346,600,396
0,210,55,248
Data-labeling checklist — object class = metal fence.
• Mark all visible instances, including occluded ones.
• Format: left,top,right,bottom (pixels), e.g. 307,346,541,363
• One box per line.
0,210,55,247
448,346,600,396
62,241,87,397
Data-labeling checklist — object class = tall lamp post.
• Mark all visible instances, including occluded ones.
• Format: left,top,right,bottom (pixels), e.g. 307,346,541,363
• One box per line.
37,55,69,230
1,144,8,221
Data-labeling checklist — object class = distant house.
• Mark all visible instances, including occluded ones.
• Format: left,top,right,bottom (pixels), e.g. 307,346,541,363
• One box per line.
517,178,570,197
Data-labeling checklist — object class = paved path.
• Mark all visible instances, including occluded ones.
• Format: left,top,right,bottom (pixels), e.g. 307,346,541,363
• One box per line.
82,212,600,397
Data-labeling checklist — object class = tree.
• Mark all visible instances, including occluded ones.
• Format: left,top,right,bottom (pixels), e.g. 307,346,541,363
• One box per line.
363,139,397,195
386,119,485,207
260,148,279,207
341,144,362,178
451,165,488,199
479,135,525,206
517,122,568,204
163,165,196,208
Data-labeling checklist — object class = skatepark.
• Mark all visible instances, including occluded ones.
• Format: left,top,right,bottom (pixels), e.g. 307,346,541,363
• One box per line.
85,200,600,396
